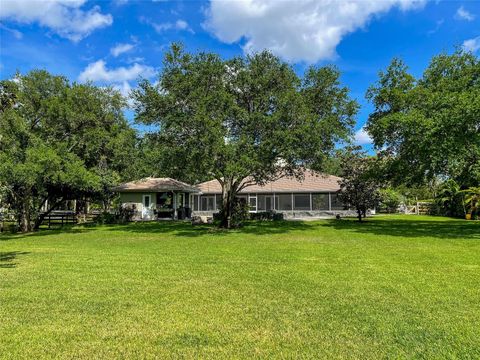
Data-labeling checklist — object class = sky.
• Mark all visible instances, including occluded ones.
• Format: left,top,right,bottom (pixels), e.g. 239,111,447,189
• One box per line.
1,0,479,149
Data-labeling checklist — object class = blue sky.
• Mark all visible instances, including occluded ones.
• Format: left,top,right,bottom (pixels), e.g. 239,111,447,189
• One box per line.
1,0,479,148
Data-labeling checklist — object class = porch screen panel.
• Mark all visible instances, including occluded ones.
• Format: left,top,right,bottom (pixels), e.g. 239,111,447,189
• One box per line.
215,194,222,210
201,196,208,211
193,195,199,211
277,194,292,210
293,194,310,210
207,196,215,211
257,195,266,211
330,192,345,210
312,193,329,210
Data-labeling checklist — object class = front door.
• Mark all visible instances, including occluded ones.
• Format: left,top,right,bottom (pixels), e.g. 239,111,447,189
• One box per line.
142,194,154,220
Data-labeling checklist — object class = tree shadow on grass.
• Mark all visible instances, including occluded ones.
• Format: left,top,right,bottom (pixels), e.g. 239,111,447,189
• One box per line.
0,225,94,241
0,251,30,268
320,217,480,240
105,220,316,238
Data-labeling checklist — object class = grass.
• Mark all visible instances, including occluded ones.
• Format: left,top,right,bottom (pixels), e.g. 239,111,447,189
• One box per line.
1,215,479,359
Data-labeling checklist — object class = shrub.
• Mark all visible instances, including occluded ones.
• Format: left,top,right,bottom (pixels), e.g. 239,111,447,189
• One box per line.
250,211,284,221
95,205,135,225
379,188,403,213
216,197,250,228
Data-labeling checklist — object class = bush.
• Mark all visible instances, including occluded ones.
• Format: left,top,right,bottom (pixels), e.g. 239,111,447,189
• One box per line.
249,211,284,221
95,205,135,225
379,188,402,213
118,205,136,223
95,212,117,225
216,197,250,228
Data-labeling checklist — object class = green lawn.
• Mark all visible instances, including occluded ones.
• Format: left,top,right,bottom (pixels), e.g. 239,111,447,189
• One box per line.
1,215,479,359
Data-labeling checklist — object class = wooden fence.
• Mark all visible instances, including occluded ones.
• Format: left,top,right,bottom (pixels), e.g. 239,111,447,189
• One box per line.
42,211,78,228
42,211,101,228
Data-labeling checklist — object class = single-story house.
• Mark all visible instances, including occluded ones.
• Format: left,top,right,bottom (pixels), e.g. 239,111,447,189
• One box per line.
194,171,349,219
113,177,200,221
115,170,351,220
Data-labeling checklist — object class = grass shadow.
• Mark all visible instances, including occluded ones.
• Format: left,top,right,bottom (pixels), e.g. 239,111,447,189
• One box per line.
105,220,316,238
321,216,480,240
0,225,94,241
0,251,30,268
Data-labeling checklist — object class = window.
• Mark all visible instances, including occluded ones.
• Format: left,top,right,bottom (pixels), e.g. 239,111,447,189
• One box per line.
143,195,150,208
294,194,310,210
249,196,257,211
200,196,216,211
258,194,275,211
312,193,329,210
277,194,292,211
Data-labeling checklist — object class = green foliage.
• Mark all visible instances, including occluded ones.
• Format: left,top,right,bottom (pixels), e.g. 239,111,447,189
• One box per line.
433,179,465,218
379,188,403,213
215,197,250,228
95,206,135,225
249,211,284,221
366,50,480,188
461,186,480,219
133,44,357,227
0,70,138,232
338,146,383,221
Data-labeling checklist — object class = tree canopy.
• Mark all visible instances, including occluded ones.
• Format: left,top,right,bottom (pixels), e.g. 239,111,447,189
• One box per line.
133,44,358,227
0,70,137,231
366,50,480,188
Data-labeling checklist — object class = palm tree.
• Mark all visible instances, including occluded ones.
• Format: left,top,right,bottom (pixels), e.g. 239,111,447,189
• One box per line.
461,187,480,220
437,179,464,217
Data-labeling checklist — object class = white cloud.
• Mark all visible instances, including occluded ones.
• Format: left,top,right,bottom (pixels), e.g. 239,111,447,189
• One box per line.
354,127,372,145
455,6,475,21
111,43,135,57
78,60,155,83
149,19,193,33
0,0,112,42
205,0,425,62
463,36,480,53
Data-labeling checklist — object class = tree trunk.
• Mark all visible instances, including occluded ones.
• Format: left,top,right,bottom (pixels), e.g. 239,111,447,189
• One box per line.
18,194,32,232
357,208,363,222
219,180,237,229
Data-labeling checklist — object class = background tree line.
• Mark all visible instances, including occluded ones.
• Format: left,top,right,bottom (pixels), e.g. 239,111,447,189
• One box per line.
1,45,478,231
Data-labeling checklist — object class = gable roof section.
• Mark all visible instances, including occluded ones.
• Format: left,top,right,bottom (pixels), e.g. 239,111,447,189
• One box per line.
196,171,341,194
114,177,199,193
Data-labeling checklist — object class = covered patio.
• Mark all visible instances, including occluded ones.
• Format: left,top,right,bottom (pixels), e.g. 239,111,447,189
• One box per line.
114,177,199,221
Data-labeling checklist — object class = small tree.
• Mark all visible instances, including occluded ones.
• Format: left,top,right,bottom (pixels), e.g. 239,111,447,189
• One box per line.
379,188,402,213
338,146,382,222
461,186,480,220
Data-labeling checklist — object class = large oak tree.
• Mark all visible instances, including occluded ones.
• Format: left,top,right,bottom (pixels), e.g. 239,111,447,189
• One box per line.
133,44,357,228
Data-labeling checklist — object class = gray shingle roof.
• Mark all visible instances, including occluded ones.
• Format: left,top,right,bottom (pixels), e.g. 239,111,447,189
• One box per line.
114,177,199,193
